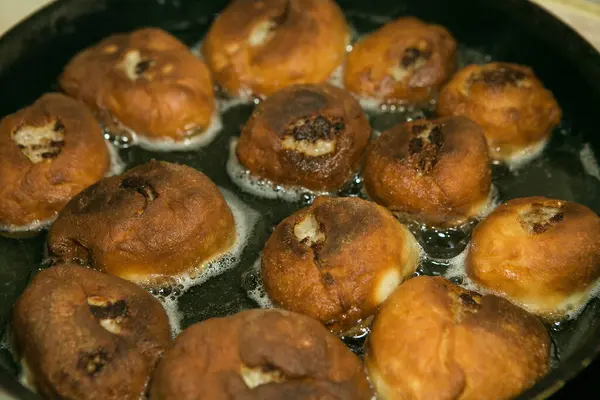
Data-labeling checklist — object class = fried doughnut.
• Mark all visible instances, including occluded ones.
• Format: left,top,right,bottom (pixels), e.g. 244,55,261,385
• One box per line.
466,196,600,318
47,160,235,285
149,308,372,400
59,28,216,144
261,196,420,334
437,62,561,162
235,83,370,191
0,93,109,235
366,276,551,400
202,0,349,98
11,265,172,400
363,116,492,227
344,17,457,105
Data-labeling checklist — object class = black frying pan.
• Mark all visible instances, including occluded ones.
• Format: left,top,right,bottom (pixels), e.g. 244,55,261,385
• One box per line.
0,0,600,399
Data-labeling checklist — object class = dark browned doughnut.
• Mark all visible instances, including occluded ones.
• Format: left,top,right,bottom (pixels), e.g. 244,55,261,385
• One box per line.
11,265,172,400
150,308,372,400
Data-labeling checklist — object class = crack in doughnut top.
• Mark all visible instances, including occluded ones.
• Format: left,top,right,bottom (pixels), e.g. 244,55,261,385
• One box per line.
366,276,551,400
236,83,371,191
344,17,457,104
11,265,172,400
437,62,562,162
59,28,215,141
363,116,492,227
149,308,373,400
466,197,600,318
261,196,420,334
202,0,349,97
0,93,109,228
47,160,236,285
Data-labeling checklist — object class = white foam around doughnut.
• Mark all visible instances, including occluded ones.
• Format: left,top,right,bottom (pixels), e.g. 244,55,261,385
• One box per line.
245,256,275,309
131,109,223,152
218,95,260,113
473,185,501,221
0,216,57,236
580,143,600,181
105,140,126,177
153,188,259,336
327,64,345,89
18,358,37,393
226,138,330,202
502,137,549,171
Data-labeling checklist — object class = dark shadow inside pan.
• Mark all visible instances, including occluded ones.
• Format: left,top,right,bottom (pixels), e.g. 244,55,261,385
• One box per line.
0,0,599,398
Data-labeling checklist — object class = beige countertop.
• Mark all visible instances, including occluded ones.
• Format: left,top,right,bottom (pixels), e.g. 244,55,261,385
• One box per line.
0,0,600,50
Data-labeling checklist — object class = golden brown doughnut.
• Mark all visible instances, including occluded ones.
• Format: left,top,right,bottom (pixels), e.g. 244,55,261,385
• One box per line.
0,93,109,233
202,0,349,98
366,276,551,400
363,116,492,227
47,160,236,285
261,196,420,334
149,308,372,400
235,83,371,191
344,17,457,105
437,62,561,162
59,28,216,143
11,264,172,400
466,196,600,318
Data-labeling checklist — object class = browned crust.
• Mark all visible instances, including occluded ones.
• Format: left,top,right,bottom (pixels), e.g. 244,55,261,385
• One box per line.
437,62,562,160
59,28,215,141
261,196,419,333
366,276,551,400
466,196,600,317
47,160,235,285
344,17,457,104
202,0,349,97
149,308,372,400
11,265,172,400
236,83,371,191
0,93,109,227
363,116,491,227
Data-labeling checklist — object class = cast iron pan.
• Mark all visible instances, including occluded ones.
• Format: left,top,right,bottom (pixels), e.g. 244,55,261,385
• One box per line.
0,0,599,399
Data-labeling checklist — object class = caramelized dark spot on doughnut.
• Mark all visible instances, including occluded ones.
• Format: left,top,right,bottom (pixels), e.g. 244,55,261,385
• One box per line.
401,46,432,68
261,362,280,373
77,350,110,376
89,299,128,320
450,289,482,323
41,150,62,159
408,137,423,154
272,0,291,26
518,202,565,234
53,119,65,133
407,124,444,173
472,66,528,87
284,115,344,143
459,292,481,308
120,177,159,202
135,59,153,76
322,272,335,286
